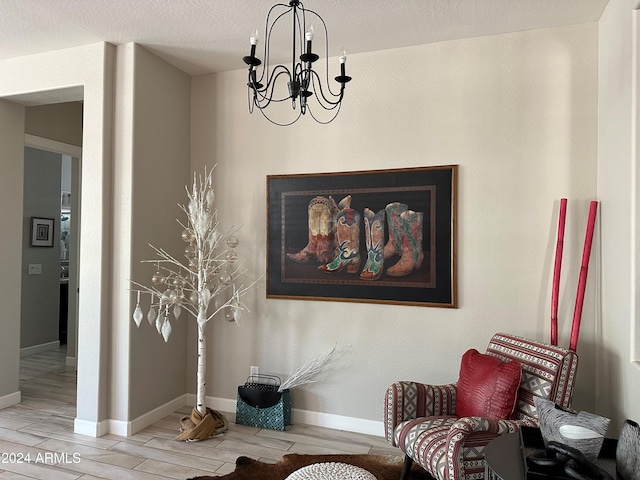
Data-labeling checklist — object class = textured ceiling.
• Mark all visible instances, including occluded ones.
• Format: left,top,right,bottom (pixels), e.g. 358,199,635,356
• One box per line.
0,0,608,77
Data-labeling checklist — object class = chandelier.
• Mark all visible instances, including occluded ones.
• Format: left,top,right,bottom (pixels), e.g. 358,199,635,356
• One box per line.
242,0,351,126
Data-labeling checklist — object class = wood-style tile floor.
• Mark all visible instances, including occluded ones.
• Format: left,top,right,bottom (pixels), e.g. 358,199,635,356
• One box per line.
0,348,398,479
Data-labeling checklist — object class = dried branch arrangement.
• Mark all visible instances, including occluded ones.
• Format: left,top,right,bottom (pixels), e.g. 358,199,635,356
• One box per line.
279,345,337,392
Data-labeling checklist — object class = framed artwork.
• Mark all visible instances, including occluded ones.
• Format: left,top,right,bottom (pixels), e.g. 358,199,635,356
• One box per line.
30,217,55,247
266,165,457,307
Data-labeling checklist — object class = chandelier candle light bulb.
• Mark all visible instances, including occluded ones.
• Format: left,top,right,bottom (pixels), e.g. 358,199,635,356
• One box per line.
250,29,258,57
305,25,314,54
339,49,347,76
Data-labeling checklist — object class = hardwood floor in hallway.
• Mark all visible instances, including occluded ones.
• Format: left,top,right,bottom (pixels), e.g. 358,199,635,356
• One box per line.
0,348,397,479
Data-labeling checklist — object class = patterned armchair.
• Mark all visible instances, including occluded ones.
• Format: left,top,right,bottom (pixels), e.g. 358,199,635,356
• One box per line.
384,333,578,480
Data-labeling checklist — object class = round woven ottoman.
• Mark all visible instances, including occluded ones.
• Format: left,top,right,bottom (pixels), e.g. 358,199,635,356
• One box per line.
284,462,377,480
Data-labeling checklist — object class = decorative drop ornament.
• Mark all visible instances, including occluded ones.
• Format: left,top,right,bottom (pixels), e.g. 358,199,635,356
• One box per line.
161,318,172,342
147,304,157,325
155,314,164,334
133,291,143,327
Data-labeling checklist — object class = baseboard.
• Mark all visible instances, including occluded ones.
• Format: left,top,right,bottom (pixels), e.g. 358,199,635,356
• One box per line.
66,356,77,367
75,394,384,438
20,340,60,357
291,408,384,437
129,394,188,436
0,391,21,409
190,394,385,437
108,394,189,437
74,417,109,437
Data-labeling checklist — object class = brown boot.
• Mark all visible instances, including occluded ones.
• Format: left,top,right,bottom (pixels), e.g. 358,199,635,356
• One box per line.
383,202,408,260
287,196,337,263
360,208,385,281
319,196,361,273
386,210,424,277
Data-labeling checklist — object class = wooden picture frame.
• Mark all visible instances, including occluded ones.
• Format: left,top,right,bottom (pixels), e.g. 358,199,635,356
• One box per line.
266,165,457,307
30,217,55,247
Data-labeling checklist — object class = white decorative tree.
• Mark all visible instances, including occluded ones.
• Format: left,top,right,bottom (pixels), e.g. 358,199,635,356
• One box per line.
131,167,259,441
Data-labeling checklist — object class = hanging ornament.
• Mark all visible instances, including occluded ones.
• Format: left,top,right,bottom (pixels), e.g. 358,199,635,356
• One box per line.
225,251,237,263
184,244,197,259
151,264,165,286
133,291,143,327
181,228,195,243
206,189,215,207
161,318,172,342
188,290,198,304
219,272,231,285
161,289,173,304
173,303,182,319
155,314,164,334
147,294,157,326
225,309,235,322
226,235,239,248
168,289,179,304
201,288,211,305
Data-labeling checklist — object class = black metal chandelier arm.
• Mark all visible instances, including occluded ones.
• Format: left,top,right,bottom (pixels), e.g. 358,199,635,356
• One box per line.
302,7,343,99
307,101,342,125
255,6,293,86
250,68,294,108
256,101,303,127
307,69,344,109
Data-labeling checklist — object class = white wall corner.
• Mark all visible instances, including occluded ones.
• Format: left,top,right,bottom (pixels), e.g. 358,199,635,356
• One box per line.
0,391,21,409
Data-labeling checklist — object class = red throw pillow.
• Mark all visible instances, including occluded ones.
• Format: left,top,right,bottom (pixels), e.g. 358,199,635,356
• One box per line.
456,348,522,419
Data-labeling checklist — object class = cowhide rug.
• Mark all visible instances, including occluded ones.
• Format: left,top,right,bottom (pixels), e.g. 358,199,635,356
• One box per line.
188,453,434,480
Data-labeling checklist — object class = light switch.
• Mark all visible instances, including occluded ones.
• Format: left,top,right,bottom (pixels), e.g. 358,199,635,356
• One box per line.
28,264,42,274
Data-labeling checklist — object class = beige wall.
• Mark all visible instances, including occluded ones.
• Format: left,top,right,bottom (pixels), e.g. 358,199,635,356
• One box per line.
191,23,599,430
25,102,83,147
21,147,62,350
597,0,640,431
0,99,25,405
111,43,191,423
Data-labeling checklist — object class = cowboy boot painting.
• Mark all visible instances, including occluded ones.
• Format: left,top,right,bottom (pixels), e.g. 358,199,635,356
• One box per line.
386,210,424,277
383,202,408,260
287,196,337,264
360,208,385,281
319,196,361,273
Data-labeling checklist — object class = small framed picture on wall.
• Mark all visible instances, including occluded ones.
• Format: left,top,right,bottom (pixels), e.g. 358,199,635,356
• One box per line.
30,217,55,247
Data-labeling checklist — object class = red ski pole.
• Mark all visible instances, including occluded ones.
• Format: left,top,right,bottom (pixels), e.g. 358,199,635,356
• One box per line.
551,198,567,346
569,201,598,352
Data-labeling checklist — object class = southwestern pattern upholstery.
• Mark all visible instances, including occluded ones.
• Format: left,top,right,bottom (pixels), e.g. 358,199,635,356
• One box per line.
384,333,578,480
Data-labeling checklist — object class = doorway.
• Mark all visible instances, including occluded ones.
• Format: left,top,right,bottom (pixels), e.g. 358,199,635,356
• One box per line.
21,137,81,369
